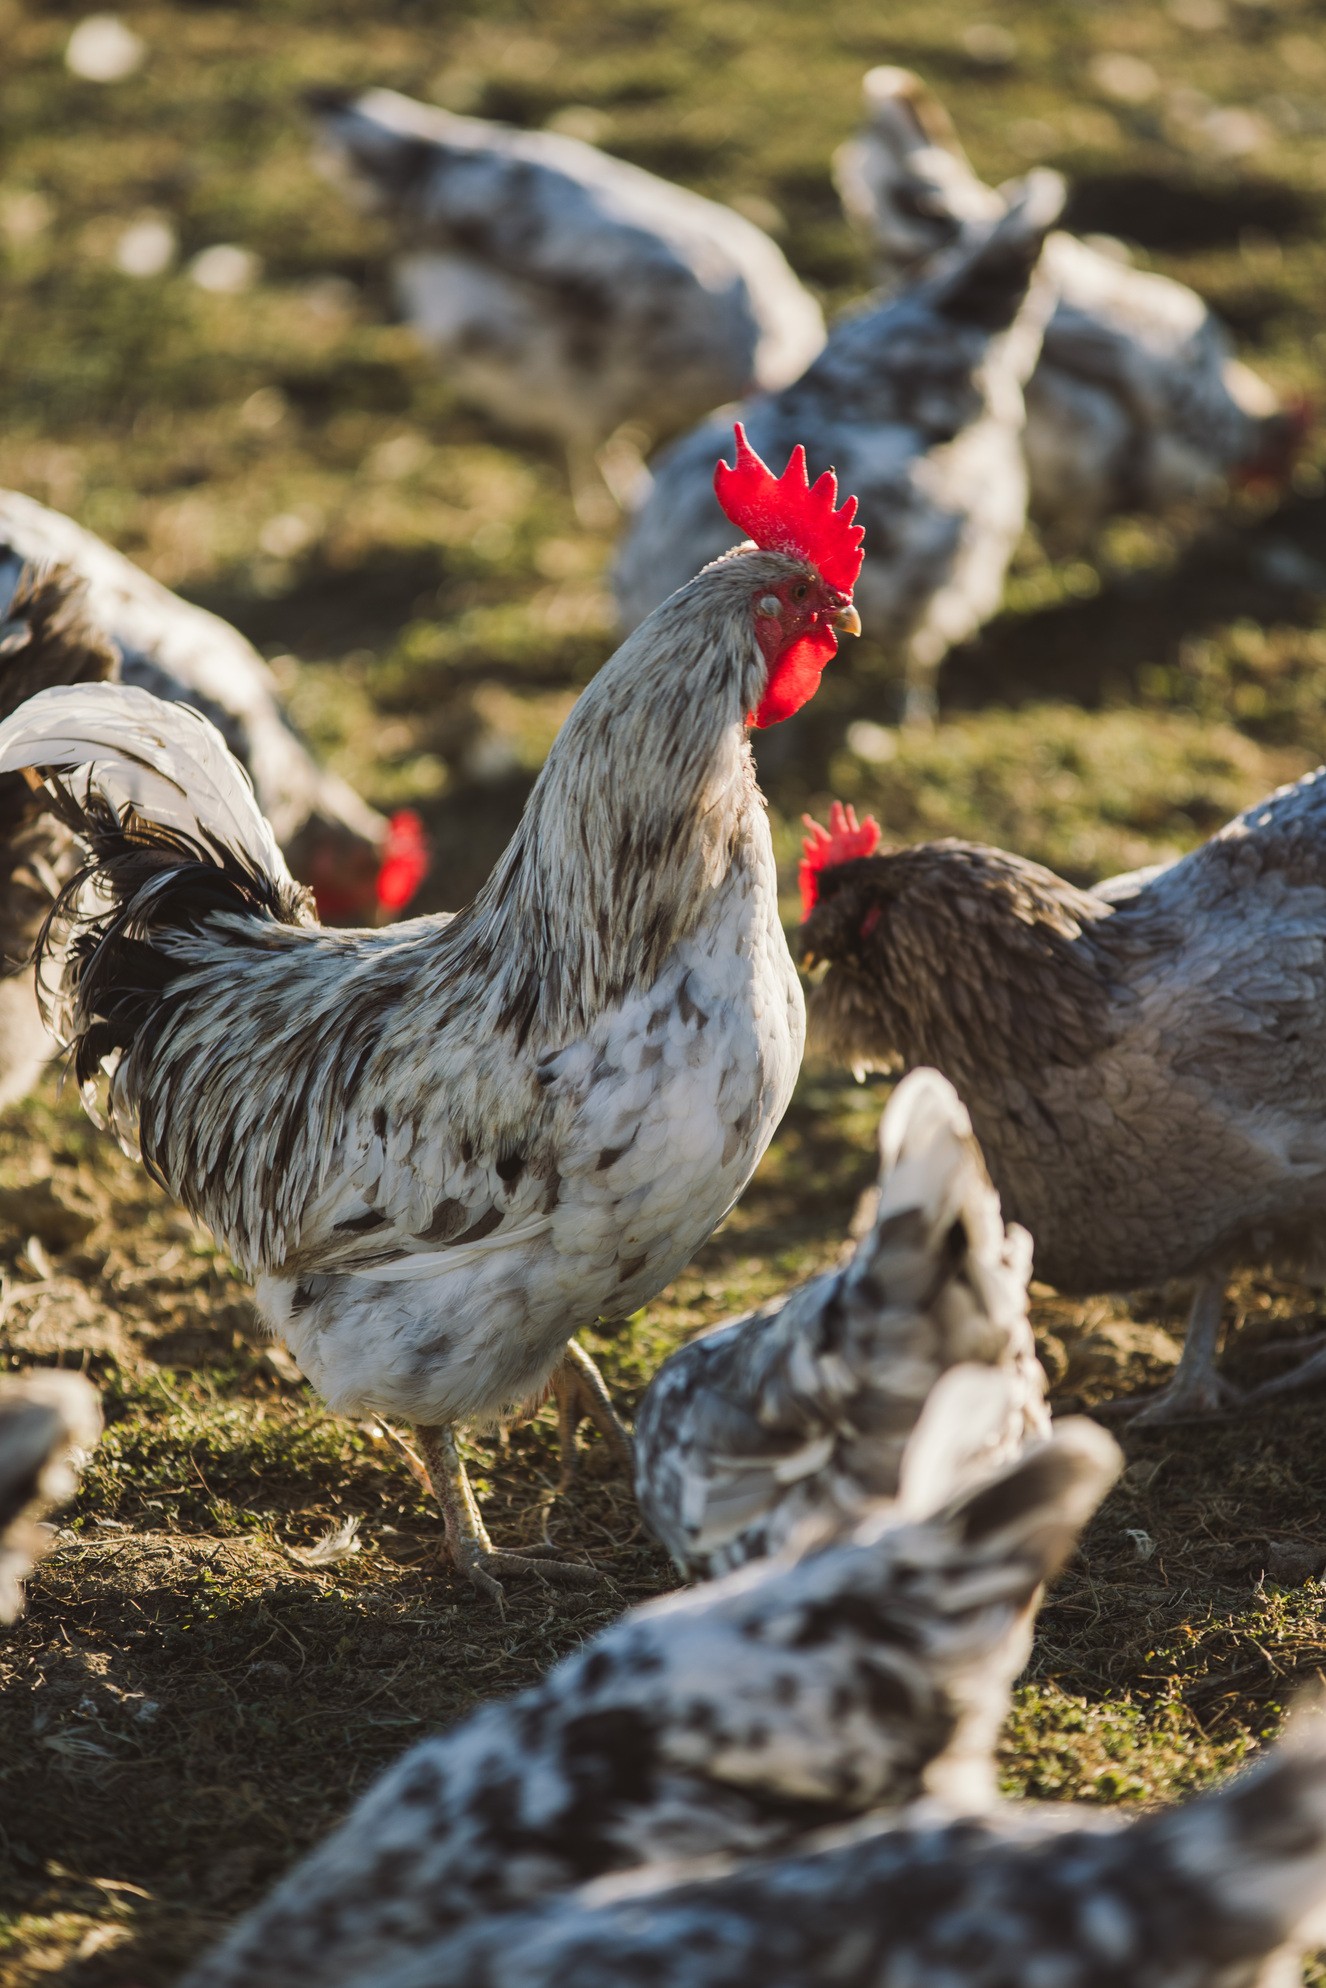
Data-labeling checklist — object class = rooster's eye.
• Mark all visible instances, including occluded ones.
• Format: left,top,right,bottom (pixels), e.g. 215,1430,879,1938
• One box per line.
756,594,780,617
791,582,809,602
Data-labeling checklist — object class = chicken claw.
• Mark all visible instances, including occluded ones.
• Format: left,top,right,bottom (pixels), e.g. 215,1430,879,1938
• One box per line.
552,1338,635,1487
414,1424,599,1606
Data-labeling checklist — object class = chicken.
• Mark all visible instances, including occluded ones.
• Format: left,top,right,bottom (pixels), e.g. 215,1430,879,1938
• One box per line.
183,1408,1119,1988
0,1369,102,1623
635,1062,1047,1579
358,1700,1326,1988
0,430,863,1595
0,564,118,1109
0,489,427,926
613,170,1063,723
797,777,1326,1422
307,86,826,519
834,66,1309,548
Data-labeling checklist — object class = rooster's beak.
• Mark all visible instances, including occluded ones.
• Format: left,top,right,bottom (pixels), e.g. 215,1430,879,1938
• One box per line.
831,603,862,638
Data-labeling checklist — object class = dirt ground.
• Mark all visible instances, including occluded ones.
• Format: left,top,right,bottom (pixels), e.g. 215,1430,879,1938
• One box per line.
4,0,1326,1980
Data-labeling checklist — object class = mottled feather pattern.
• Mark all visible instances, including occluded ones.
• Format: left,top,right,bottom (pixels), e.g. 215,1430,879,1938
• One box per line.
802,763,1326,1295
184,1415,1118,1988
635,1069,1047,1579
364,1702,1326,1988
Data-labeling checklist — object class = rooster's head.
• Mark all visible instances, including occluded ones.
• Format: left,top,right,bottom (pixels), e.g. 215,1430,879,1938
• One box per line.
715,425,864,727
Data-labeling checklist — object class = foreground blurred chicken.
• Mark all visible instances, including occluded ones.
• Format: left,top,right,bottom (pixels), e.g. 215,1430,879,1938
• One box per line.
0,490,427,925
0,1369,102,1622
834,67,1309,546
636,1065,1046,1578
358,1701,1326,1988
614,171,1062,722
308,86,825,516
0,566,117,1108
0,432,863,1594
798,784,1326,1422
185,1405,1117,1988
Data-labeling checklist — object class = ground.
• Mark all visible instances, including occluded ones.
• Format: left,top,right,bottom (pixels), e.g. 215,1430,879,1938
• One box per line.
3,0,1326,1980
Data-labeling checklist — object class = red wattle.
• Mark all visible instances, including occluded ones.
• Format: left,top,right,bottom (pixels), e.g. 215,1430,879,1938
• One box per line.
751,626,838,729
375,810,430,914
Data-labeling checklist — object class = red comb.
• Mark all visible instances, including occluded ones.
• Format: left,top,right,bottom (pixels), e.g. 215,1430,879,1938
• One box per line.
375,810,429,915
798,802,881,918
714,425,865,594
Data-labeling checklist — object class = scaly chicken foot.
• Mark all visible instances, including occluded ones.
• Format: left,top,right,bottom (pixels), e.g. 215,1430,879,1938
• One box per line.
1123,1278,1244,1426
1244,1336,1326,1407
414,1423,598,1604
551,1338,635,1490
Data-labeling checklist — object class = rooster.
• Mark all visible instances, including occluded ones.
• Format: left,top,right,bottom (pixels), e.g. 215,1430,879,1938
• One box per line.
184,1406,1118,1988
0,430,862,1596
834,67,1309,547
797,784,1326,1423
613,171,1063,723
0,1368,102,1623
635,1065,1047,1579
0,489,428,926
373,1699,1326,1988
307,87,826,519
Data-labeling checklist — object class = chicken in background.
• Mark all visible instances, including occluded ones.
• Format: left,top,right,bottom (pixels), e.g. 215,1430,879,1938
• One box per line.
361,1697,1326,1988
0,490,428,927
306,86,826,521
0,431,863,1597
183,1404,1118,1988
614,170,1063,724
797,779,1326,1424
635,1060,1046,1580
834,66,1310,548
0,1368,102,1623
0,565,117,1110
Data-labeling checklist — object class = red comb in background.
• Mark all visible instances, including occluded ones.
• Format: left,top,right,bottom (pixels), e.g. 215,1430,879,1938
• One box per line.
375,810,430,916
714,425,865,594
798,802,881,918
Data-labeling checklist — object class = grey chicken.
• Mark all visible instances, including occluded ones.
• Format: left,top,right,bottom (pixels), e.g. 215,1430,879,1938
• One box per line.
0,430,863,1596
614,170,1063,723
307,86,825,518
798,779,1326,1422
0,489,426,925
0,1368,102,1623
635,1063,1047,1579
360,1698,1326,1988
184,1406,1118,1988
834,66,1309,547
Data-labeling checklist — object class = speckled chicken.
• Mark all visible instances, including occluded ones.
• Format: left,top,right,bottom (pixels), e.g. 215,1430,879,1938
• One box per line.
834,67,1308,547
614,170,1062,722
0,432,863,1595
184,1408,1118,1988
798,777,1326,1422
307,86,825,516
0,564,117,1109
356,1701,1326,1988
635,1062,1047,1579
0,489,427,925
0,1368,102,1623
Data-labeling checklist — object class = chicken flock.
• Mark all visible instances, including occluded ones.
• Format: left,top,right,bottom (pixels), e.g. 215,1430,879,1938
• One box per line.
3,41,1325,1988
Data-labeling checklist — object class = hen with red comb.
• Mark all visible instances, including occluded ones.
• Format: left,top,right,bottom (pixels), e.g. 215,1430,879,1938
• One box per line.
616,170,1064,723
799,803,882,918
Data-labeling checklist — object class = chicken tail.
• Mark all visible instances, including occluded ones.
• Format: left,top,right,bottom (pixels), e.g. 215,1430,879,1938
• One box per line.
0,679,312,1082
925,167,1064,335
0,563,118,718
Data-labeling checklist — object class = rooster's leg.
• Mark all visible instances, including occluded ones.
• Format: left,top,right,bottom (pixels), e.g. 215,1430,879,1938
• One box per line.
414,1423,598,1604
1126,1278,1243,1425
551,1338,635,1489
1243,1333,1326,1406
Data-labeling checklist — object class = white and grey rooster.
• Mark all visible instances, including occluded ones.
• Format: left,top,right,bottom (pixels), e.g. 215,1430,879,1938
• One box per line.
307,86,826,516
635,1061,1047,1580
0,431,863,1596
0,489,427,926
614,170,1063,723
834,67,1309,547
184,1402,1119,1988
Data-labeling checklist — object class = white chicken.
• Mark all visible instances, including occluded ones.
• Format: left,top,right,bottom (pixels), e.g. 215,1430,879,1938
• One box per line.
635,1064,1047,1580
834,66,1309,547
613,170,1063,723
0,1368,102,1623
0,430,863,1596
307,86,826,517
0,489,427,926
184,1404,1118,1988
